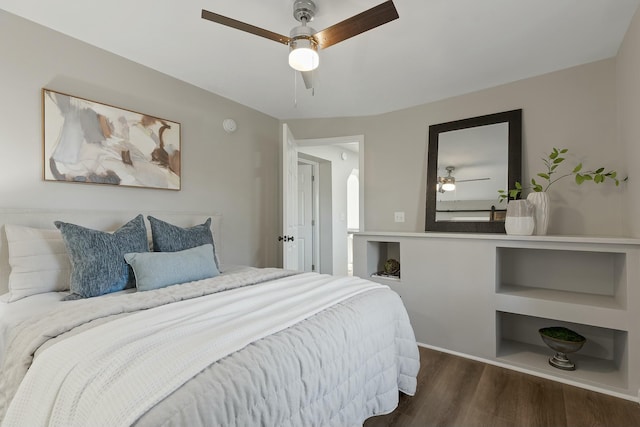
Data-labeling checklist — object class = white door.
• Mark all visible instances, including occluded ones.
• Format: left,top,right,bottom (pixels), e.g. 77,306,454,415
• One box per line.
298,162,314,271
282,124,299,270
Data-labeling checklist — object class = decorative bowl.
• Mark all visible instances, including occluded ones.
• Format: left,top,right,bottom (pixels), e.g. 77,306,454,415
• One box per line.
539,327,586,371
383,259,400,276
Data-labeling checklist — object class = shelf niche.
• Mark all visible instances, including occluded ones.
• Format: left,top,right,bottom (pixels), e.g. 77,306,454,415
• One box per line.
366,240,401,281
496,311,628,390
496,247,627,309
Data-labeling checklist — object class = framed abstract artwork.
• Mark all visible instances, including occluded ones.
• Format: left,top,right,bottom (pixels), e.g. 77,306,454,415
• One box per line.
42,89,181,190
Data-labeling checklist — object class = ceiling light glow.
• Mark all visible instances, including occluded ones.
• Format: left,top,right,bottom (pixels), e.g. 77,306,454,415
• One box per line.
289,36,319,71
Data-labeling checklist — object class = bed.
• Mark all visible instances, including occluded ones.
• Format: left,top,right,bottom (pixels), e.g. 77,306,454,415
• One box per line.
0,209,419,426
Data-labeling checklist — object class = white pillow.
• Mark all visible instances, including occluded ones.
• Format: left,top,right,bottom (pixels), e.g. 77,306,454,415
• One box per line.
4,225,71,302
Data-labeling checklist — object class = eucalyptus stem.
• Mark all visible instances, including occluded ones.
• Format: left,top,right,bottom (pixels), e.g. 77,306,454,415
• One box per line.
498,147,622,202
541,172,573,192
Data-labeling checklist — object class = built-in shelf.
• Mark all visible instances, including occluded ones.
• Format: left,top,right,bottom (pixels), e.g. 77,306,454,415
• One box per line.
365,240,401,282
495,245,630,330
497,311,628,390
496,247,627,309
494,291,628,331
497,284,624,310
497,339,627,391
354,232,640,400
370,273,401,282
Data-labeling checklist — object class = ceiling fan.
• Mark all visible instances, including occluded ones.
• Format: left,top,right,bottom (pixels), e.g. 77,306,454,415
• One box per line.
201,0,399,89
437,166,490,193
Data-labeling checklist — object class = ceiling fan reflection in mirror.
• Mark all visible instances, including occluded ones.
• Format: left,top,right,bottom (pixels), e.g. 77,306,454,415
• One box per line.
437,166,490,193
201,0,399,90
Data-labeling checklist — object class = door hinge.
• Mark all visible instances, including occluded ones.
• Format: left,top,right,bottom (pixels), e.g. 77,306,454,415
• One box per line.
312,264,315,271
312,219,315,226
312,174,315,181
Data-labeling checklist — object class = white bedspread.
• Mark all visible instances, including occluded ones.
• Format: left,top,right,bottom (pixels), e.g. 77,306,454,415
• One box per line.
3,273,386,427
0,292,66,366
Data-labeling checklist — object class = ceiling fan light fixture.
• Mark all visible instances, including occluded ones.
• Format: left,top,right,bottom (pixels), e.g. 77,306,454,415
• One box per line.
202,0,399,84
439,166,456,191
288,24,319,72
289,39,319,71
441,178,456,192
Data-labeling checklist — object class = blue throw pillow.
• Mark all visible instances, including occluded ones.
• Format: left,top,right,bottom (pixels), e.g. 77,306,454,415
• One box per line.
124,244,219,291
55,215,149,299
147,216,220,269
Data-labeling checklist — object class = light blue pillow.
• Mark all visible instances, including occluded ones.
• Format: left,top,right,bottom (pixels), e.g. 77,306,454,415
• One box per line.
124,243,220,292
55,215,148,300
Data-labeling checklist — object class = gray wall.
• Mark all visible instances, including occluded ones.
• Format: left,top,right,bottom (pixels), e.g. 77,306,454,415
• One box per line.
286,58,626,237
0,10,280,267
2,4,639,275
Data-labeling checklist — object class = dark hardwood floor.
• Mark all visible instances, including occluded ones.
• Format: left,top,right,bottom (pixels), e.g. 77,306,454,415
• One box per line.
365,346,640,427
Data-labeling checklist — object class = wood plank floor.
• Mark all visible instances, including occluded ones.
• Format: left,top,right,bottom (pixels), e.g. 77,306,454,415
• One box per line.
365,346,640,427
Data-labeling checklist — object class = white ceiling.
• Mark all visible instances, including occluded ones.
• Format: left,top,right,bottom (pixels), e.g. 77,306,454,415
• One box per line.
1,0,638,120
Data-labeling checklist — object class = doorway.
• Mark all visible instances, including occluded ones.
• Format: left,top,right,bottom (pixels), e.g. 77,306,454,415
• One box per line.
296,135,364,276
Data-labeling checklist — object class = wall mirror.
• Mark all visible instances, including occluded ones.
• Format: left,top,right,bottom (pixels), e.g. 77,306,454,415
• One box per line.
425,109,522,233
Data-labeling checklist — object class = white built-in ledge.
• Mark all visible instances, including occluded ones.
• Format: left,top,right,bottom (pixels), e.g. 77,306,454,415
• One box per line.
356,231,640,245
353,231,640,401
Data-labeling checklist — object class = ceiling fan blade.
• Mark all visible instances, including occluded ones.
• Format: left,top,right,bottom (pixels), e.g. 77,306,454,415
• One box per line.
201,9,290,45
301,71,314,90
313,0,399,49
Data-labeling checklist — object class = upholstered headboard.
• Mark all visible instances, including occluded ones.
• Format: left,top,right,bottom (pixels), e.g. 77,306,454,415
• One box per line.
0,208,222,295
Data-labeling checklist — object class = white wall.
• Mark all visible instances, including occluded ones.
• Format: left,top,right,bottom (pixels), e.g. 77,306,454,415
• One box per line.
285,58,625,237
0,10,280,267
617,7,640,238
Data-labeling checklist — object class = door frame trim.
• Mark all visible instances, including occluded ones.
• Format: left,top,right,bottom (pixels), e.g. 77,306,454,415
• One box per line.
298,158,320,272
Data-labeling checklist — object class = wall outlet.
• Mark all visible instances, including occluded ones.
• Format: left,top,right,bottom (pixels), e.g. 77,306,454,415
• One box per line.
394,211,405,223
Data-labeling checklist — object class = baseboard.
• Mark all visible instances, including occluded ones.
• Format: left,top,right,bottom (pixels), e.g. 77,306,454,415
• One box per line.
417,342,640,404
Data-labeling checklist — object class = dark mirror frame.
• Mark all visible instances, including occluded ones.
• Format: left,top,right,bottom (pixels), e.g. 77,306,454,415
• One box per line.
425,109,522,233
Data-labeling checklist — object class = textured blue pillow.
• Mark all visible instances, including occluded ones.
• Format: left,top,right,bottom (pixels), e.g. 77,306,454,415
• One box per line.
147,216,220,269
124,243,219,292
55,215,149,299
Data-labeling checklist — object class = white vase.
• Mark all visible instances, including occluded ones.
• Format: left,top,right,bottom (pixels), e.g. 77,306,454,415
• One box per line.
526,192,550,235
504,200,535,235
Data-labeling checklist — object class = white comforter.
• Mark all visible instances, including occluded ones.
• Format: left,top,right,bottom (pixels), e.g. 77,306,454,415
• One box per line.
3,273,384,427
1,268,420,426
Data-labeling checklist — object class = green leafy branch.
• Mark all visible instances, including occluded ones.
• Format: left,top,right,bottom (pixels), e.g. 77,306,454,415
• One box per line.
498,147,623,202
